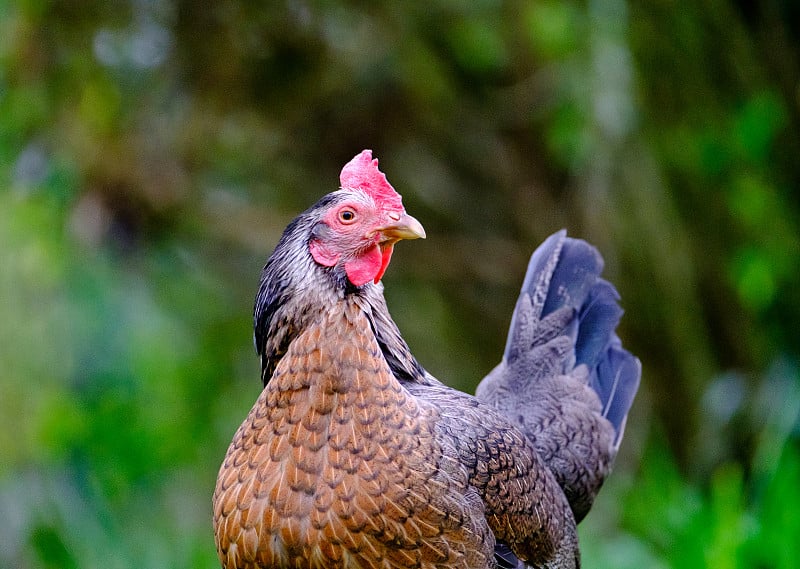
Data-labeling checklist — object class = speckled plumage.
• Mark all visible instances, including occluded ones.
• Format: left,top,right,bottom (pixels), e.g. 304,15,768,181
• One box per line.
213,154,639,569
215,303,495,569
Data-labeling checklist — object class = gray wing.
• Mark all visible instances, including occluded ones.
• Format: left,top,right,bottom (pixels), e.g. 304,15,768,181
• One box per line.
406,381,580,569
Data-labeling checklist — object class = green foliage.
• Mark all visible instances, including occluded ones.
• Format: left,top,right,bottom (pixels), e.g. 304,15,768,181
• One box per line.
1,0,799,567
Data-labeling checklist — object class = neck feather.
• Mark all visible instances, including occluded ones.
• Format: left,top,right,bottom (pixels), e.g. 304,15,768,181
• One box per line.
254,225,426,386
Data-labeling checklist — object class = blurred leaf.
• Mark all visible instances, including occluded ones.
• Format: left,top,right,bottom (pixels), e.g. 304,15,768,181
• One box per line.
525,0,581,59
705,464,747,569
727,173,773,230
445,17,507,76
621,436,706,565
729,246,776,313
733,91,787,164
746,443,800,569
30,524,79,569
547,99,588,168
79,75,122,135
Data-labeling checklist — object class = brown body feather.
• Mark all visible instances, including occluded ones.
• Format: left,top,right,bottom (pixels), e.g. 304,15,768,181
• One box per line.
213,153,639,569
214,302,495,569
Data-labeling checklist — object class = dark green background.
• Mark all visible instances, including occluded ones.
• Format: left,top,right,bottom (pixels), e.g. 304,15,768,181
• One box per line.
1,1,798,567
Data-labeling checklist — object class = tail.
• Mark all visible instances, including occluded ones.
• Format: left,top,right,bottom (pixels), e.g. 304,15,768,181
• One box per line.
477,230,640,520
505,230,641,447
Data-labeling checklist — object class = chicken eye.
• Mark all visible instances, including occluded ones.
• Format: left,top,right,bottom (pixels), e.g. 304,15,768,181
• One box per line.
338,208,357,224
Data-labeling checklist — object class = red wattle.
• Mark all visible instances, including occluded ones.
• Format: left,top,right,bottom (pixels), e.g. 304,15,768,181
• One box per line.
374,244,394,284
344,245,383,287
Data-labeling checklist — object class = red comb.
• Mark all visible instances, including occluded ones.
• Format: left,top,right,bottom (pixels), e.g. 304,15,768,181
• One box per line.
340,150,403,209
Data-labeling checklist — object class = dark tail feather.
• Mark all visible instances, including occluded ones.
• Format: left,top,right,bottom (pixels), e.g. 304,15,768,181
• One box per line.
507,230,640,443
538,236,605,319
593,336,641,448
506,230,607,360
575,279,622,367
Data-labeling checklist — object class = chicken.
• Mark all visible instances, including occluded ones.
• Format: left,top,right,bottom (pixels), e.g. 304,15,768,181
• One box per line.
212,150,641,569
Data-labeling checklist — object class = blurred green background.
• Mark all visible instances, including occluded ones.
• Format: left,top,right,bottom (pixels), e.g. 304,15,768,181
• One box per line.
1,0,799,567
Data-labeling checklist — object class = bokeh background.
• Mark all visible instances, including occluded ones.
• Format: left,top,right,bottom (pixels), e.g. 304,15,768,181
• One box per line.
1,1,799,567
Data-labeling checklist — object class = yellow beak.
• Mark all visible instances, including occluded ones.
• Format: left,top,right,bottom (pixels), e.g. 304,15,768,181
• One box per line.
378,212,426,241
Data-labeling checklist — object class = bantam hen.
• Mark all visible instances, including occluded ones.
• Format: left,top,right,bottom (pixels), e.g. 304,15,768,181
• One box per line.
213,150,641,569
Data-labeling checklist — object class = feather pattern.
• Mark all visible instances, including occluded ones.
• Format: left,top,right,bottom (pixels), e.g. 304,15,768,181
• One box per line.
215,153,639,569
